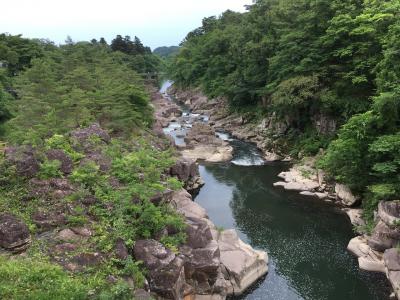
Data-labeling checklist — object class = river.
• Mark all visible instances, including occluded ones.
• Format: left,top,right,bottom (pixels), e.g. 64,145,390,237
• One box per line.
160,81,391,300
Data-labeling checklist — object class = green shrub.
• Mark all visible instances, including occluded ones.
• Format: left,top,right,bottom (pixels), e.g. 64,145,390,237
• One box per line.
38,159,62,179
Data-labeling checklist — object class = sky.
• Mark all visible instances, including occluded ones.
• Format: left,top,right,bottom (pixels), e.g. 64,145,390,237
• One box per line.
0,0,251,50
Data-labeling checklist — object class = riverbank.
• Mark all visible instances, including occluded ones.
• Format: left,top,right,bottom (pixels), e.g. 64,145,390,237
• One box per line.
167,84,398,299
149,84,269,299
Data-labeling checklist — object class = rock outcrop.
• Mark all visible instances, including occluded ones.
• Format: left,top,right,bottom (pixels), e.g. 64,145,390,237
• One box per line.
218,229,268,295
348,201,400,299
347,236,386,273
4,146,40,178
0,213,31,253
369,201,400,252
182,123,233,163
335,184,360,207
133,189,269,299
46,149,73,175
166,189,268,299
134,239,186,299
272,158,331,201
169,87,286,161
170,157,204,195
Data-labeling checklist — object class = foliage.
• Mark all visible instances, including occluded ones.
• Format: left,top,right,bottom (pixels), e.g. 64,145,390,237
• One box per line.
153,46,180,58
0,130,185,298
0,256,90,299
38,159,62,179
0,33,184,298
3,42,155,144
170,0,400,222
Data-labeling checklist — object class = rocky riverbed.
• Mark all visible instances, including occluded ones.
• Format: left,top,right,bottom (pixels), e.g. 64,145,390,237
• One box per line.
149,83,268,299
167,84,399,299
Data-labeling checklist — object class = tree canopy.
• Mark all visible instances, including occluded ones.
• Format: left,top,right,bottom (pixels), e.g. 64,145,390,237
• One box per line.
170,0,400,220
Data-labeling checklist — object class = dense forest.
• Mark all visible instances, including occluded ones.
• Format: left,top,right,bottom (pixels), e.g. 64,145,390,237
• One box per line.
153,46,180,58
169,0,400,223
0,34,187,298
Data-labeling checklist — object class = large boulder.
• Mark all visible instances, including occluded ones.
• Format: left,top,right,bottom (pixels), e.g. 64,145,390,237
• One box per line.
182,145,233,163
344,208,365,228
182,123,233,163
347,236,385,273
368,221,400,252
218,230,268,295
335,184,360,207
32,210,67,231
368,201,400,252
185,217,213,249
0,213,31,253
134,239,186,299
378,201,400,226
185,123,216,146
274,165,319,192
80,151,111,172
170,157,198,183
171,190,207,220
182,241,221,294
4,146,40,178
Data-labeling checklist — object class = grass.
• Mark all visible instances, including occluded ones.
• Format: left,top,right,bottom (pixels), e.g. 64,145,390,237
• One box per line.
0,256,90,299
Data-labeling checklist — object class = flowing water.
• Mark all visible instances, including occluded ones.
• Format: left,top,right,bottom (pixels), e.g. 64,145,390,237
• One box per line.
160,81,391,300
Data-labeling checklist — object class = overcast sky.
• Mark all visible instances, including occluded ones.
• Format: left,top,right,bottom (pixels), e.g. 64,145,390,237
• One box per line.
1,0,251,49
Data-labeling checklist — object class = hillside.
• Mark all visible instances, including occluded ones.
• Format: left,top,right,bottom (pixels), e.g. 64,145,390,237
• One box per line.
0,34,184,299
169,0,400,225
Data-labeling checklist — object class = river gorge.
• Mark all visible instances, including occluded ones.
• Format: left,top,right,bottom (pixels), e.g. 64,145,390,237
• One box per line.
160,81,391,300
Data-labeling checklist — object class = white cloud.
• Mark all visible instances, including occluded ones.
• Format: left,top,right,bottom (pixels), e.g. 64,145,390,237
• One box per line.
0,0,250,48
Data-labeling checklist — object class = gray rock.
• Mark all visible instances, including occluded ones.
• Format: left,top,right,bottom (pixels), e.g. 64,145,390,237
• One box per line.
368,221,400,252
134,239,185,299
379,201,400,226
218,229,268,295
70,252,103,270
170,157,198,183
0,213,31,252
70,123,110,153
384,248,400,271
183,240,221,294
57,229,81,243
133,289,153,300
335,184,360,207
115,238,129,260
185,217,213,249
4,146,40,178
28,178,75,201
70,123,110,144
